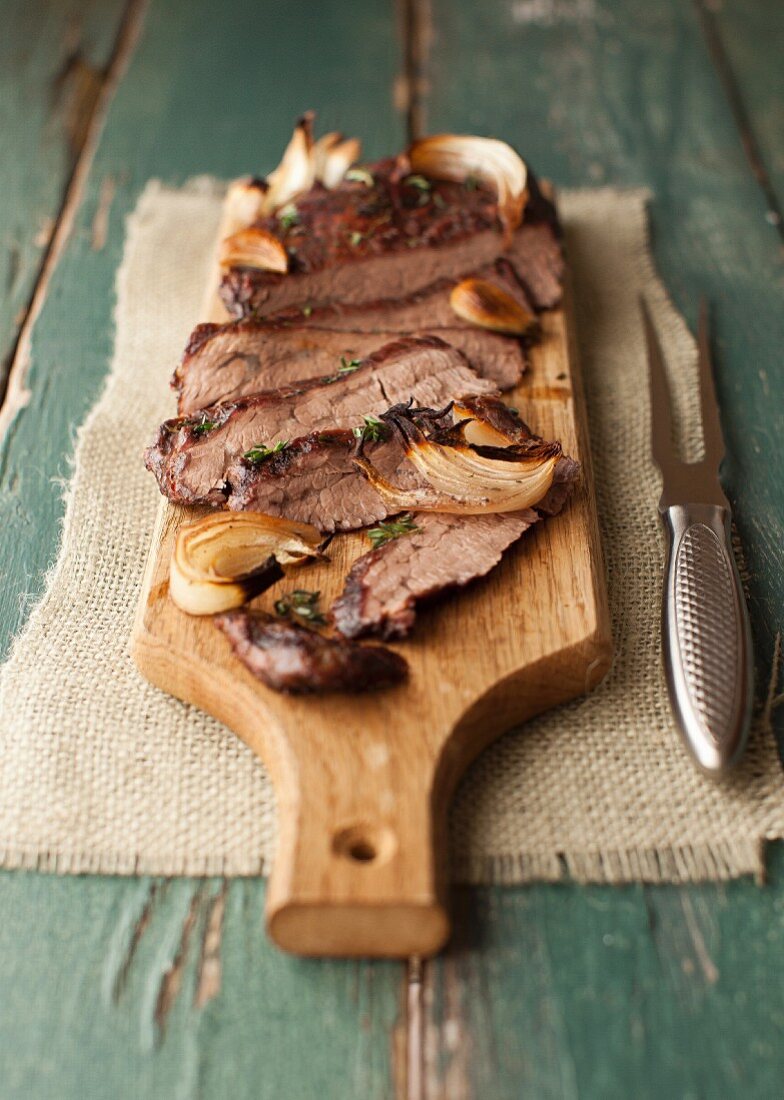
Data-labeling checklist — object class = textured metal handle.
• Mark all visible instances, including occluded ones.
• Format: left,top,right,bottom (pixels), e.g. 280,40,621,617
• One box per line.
661,504,753,773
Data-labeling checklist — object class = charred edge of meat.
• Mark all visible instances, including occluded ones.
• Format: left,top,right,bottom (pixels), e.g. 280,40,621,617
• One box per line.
164,333,463,448
456,394,533,440
376,398,543,456
233,427,356,480
524,171,560,232
183,322,222,359
329,551,413,641
214,609,408,694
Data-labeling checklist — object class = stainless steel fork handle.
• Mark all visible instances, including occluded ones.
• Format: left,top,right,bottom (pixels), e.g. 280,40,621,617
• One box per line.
661,503,753,774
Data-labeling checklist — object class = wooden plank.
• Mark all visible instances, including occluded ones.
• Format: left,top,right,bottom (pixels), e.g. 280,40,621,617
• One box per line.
0,0,407,1095
701,0,784,237
0,0,407,660
420,0,784,1093
425,0,784,668
421,855,784,1098
0,873,402,1099
0,0,127,383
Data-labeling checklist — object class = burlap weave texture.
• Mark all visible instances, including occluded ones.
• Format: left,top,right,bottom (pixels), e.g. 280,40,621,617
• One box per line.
0,181,781,882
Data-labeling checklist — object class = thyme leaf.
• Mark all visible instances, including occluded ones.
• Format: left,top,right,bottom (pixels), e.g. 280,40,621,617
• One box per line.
405,174,431,191
338,356,362,374
346,167,374,187
277,203,299,230
274,588,326,626
191,417,218,436
348,230,364,246
352,414,388,443
367,513,420,549
243,439,289,464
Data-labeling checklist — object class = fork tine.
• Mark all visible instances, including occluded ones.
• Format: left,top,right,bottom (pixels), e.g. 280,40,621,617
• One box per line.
641,296,677,473
697,298,726,465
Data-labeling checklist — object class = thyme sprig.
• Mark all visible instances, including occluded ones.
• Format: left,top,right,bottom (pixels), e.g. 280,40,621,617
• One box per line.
352,415,388,444
404,173,433,206
277,203,299,230
243,439,289,464
191,416,218,436
367,513,420,549
338,356,362,374
274,589,326,626
346,167,374,187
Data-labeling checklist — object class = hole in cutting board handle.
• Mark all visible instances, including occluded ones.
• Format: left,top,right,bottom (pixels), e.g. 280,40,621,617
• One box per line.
332,823,396,866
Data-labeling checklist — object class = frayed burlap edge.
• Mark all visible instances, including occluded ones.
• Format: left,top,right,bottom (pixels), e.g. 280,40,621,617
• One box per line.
0,180,781,884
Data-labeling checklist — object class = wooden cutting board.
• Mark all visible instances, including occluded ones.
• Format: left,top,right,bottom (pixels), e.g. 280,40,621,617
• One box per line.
132,195,612,958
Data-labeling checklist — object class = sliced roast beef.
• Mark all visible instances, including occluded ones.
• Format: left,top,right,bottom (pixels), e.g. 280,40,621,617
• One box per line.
224,395,554,534
331,457,579,639
215,609,407,694
226,429,412,532
146,336,494,506
220,161,563,320
219,160,508,319
506,221,564,311
174,261,532,413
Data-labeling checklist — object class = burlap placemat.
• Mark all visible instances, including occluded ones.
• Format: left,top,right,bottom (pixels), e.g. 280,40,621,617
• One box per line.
0,181,782,883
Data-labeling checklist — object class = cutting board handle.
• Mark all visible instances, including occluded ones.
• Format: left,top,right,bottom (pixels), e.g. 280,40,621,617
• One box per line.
264,729,450,957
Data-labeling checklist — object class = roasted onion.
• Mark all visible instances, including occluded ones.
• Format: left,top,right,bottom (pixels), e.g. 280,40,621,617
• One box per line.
313,132,362,189
353,407,559,514
224,178,269,236
407,134,528,243
262,112,317,215
170,512,323,616
450,278,537,336
218,227,289,272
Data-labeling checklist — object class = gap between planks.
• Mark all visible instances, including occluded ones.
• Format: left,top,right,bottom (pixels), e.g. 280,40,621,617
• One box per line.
396,0,433,141
0,0,148,442
694,0,784,244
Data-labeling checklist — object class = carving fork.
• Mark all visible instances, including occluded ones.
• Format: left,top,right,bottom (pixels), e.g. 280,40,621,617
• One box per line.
641,297,753,774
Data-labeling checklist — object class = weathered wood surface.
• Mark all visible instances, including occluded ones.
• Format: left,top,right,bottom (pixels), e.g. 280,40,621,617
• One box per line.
0,0,783,1096
0,0,127,400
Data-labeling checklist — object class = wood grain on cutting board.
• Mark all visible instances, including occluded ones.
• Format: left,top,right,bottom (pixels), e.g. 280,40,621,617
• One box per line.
132,204,612,956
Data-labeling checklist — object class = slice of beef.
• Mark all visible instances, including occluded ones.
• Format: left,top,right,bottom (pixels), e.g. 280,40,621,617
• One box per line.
146,336,495,506
174,261,532,413
226,429,411,532
224,393,532,532
219,159,507,318
506,221,564,311
220,164,564,320
215,609,407,694
331,457,579,639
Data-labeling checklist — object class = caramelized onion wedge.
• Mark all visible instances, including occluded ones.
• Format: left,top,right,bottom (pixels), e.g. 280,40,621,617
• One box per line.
407,134,528,242
219,227,288,272
262,112,316,214
224,177,269,236
170,512,323,616
452,404,517,446
450,278,537,335
313,132,362,189
354,439,559,515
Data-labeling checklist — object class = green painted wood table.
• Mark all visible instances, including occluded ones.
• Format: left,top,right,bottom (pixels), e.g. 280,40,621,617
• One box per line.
1,1,783,1096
